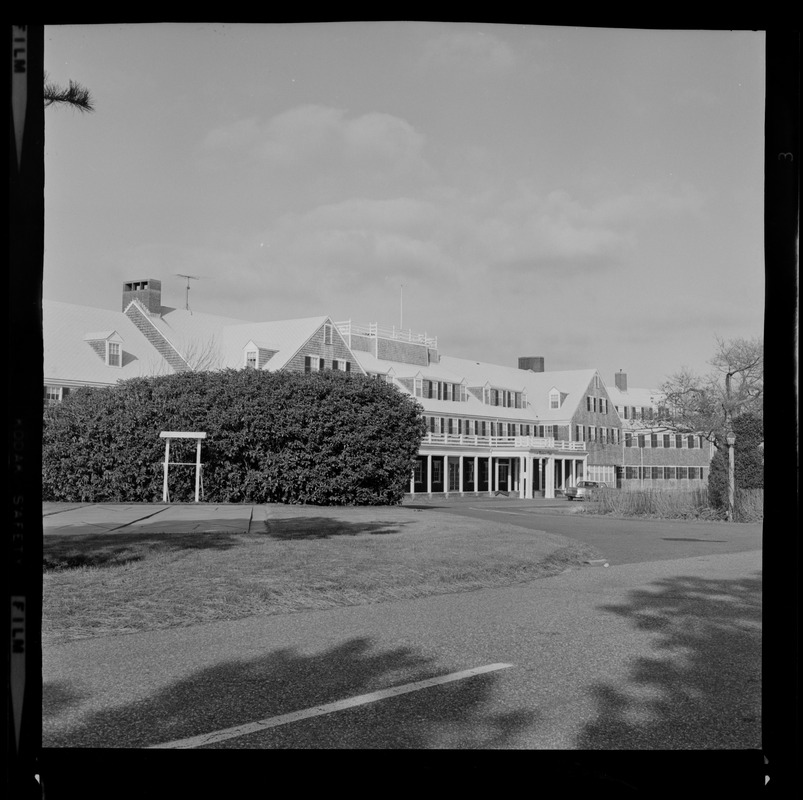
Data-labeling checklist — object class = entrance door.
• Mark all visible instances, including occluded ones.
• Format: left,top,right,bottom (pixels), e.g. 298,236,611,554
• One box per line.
448,461,460,491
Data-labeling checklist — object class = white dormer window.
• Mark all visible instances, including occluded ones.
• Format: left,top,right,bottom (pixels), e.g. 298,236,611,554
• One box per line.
107,341,121,367
549,388,560,409
245,350,258,369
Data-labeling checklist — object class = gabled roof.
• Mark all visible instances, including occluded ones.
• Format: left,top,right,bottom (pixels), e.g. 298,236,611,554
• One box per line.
440,355,598,420
45,299,347,385
219,316,331,371
44,300,171,386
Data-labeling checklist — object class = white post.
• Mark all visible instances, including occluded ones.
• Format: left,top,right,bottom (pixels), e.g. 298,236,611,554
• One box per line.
474,455,479,495
459,455,464,496
526,455,534,499
162,437,171,502
195,438,202,502
427,454,433,497
488,458,493,496
494,459,500,494
545,456,555,499
444,457,449,497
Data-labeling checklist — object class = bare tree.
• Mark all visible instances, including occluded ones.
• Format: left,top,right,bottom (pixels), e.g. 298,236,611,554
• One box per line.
658,336,763,451
44,72,94,112
181,335,224,372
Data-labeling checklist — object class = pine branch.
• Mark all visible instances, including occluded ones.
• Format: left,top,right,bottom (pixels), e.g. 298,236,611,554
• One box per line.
43,73,94,112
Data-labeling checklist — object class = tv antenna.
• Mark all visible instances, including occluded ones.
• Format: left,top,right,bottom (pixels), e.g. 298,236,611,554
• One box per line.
175,274,200,312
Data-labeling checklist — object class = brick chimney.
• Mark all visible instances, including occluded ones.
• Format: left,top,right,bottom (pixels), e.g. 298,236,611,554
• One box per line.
615,370,628,392
518,356,544,373
122,279,162,315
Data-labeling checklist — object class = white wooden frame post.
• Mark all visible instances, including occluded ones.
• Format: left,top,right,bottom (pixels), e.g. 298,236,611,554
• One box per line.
160,431,207,503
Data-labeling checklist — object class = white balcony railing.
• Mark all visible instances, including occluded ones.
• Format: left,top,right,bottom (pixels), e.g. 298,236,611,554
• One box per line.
335,320,437,349
421,434,585,451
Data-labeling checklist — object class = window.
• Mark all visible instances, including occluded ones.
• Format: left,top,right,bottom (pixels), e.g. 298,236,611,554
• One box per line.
324,324,333,345
413,461,423,483
304,356,325,372
651,467,662,480
333,359,351,372
550,390,560,409
625,433,633,447
638,434,645,448
689,467,698,480
677,467,688,479
650,433,658,448
663,434,671,448
245,350,257,369
664,467,676,480
687,435,696,449
625,466,639,480
676,435,683,449
107,341,121,367
432,460,442,483
44,386,62,405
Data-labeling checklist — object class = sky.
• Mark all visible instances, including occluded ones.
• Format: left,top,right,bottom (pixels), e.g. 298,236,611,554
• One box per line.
43,22,766,389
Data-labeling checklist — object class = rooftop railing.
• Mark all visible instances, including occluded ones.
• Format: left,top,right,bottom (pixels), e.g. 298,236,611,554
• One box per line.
335,320,438,349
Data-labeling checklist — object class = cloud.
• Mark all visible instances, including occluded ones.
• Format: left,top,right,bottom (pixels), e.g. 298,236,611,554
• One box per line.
420,30,516,74
200,105,428,173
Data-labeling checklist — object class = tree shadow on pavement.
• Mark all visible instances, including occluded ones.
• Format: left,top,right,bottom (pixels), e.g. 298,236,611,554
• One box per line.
42,636,536,751
263,516,410,539
576,571,762,752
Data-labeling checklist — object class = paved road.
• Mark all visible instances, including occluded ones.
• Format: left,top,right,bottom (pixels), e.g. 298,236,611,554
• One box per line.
43,511,761,755
415,499,763,566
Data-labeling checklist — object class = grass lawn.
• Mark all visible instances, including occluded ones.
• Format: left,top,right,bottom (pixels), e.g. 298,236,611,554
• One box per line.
42,504,598,644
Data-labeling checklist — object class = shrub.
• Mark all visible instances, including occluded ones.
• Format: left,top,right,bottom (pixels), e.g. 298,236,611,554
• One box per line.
43,370,426,505
594,487,713,519
708,412,764,511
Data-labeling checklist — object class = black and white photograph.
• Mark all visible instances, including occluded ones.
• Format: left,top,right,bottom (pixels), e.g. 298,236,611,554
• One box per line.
10,19,795,794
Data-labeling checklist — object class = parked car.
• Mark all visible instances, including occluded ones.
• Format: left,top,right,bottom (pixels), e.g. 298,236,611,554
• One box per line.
565,480,607,500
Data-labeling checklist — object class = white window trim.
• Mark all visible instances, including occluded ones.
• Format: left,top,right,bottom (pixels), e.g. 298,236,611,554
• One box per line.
245,349,258,369
106,340,122,368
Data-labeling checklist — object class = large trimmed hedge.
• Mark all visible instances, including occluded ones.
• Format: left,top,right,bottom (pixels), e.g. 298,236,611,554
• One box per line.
43,369,426,505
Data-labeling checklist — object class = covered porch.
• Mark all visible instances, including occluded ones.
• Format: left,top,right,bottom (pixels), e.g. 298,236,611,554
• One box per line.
409,435,587,500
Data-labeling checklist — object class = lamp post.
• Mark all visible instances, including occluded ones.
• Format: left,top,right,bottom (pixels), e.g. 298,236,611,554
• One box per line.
726,429,736,522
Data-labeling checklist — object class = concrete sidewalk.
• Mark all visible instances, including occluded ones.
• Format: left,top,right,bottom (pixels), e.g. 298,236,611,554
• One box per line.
41,493,585,537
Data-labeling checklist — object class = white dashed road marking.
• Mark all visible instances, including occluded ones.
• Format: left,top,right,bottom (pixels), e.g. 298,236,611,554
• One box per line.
149,662,514,749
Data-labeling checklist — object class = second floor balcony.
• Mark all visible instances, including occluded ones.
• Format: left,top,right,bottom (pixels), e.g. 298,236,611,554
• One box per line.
420,433,586,452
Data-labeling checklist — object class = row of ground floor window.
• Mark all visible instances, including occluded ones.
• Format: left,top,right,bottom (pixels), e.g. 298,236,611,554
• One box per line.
409,453,708,497
422,416,705,449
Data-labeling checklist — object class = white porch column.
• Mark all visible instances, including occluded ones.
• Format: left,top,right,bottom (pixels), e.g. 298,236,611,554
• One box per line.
494,458,500,494
526,455,534,499
444,456,450,497
538,458,544,495
427,454,432,497
473,456,479,495
488,458,493,496
459,455,464,496
545,456,555,499
410,469,415,496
